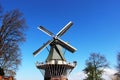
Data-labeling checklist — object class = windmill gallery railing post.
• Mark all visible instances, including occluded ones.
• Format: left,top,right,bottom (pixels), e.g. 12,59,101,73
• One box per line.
33,21,77,80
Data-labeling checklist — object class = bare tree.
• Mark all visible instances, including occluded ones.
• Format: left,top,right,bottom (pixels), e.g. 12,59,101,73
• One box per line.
114,52,120,80
0,4,3,25
117,52,120,72
0,5,2,17
83,53,109,80
0,8,27,76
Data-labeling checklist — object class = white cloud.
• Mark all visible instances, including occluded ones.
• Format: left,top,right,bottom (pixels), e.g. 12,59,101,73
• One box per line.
102,68,117,80
69,71,86,80
69,68,117,80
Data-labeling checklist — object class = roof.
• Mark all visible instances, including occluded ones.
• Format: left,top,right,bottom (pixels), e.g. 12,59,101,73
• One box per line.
46,44,66,61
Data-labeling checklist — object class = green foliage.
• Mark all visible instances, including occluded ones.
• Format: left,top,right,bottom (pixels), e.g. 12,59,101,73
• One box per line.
83,53,109,80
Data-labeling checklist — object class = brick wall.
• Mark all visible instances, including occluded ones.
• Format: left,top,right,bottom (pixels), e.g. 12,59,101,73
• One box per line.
0,76,13,80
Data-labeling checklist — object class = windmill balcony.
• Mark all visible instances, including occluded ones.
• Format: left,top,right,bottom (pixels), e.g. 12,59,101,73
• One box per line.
36,60,77,67
36,60,77,79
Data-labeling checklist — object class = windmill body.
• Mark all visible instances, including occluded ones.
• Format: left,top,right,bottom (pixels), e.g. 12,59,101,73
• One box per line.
33,21,77,80
46,43,66,61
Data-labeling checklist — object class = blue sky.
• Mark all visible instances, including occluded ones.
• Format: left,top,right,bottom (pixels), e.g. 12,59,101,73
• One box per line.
0,0,120,80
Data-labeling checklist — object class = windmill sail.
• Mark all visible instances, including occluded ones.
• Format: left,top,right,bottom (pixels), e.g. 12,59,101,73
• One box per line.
33,21,76,57
33,40,53,57
57,38,76,53
57,21,73,37
38,26,54,37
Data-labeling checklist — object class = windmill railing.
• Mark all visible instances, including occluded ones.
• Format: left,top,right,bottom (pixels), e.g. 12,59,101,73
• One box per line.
36,60,77,77
36,60,77,67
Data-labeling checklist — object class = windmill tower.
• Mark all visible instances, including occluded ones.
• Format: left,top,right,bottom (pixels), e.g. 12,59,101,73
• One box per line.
33,21,77,80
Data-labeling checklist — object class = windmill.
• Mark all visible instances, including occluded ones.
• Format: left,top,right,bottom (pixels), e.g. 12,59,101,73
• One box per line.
33,21,77,80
